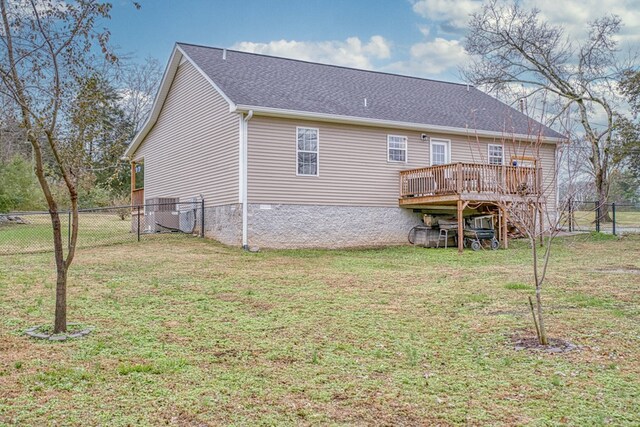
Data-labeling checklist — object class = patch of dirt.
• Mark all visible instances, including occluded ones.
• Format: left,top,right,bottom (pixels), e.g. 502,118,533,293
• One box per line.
511,335,580,354
161,406,211,427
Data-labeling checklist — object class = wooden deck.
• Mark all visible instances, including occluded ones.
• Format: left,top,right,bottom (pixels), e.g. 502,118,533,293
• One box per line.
399,162,543,252
399,162,542,207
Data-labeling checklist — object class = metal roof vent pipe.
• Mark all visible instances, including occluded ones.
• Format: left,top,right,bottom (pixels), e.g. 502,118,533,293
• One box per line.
222,48,227,60
364,97,367,107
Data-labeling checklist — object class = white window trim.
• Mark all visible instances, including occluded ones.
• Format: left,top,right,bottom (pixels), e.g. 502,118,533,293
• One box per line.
488,144,504,165
296,126,319,176
430,138,451,166
387,135,408,163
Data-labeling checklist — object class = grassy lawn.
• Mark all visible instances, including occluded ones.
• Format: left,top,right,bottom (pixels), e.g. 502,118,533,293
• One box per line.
570,210,640,231
0,234,639,426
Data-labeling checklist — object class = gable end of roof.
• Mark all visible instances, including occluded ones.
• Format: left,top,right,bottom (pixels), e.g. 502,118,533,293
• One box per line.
123,44,237,159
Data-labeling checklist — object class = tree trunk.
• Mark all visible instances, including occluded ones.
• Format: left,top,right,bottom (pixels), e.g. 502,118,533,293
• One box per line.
54,262,68,333
596,171,611,223
530,213,548,346
535,285,548,345
578,100,612,224
49,208,68,333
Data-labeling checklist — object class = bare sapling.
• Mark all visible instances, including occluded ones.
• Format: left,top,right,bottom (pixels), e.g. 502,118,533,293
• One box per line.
0,0,118,333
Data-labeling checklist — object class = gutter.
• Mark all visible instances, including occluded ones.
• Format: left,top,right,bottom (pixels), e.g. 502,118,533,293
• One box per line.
241,110,253,250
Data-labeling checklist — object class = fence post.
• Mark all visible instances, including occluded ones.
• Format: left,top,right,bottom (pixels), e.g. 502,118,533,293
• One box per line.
595,201,600,233
568,197,573,232
612,202,616,236
200,199,205,238
137,205,141,242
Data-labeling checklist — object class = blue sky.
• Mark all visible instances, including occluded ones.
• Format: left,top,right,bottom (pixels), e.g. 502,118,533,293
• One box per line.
106,0,640,83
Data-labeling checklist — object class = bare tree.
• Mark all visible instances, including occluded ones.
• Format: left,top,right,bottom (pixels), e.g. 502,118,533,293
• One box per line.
466,91,576,345
463,0,632,223
492,132,573,345
119,57,163,134
0,0,117,333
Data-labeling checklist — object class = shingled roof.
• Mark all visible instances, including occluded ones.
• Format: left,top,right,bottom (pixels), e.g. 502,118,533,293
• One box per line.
124,43,565,158
177,43,563,139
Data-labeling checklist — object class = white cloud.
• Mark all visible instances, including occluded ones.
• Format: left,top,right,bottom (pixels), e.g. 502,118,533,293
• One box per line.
388,37,469,76
412,0,481,29
524,0,640,47
231,36,392,69
418,25,431,37
9,0,67,15
403,0,640,79
411,0,639,43
230,0,639,81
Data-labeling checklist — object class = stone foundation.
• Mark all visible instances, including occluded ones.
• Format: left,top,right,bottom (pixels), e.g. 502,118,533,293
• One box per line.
247,204,423,249
200,203,242,246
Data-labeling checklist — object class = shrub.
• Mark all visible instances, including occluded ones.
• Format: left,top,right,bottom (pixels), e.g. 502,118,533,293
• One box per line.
0,156,44,212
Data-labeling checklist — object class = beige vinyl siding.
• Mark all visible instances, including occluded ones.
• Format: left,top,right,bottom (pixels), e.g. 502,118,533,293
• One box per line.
248,117,428,207
247,116,557,209
134,61,239,205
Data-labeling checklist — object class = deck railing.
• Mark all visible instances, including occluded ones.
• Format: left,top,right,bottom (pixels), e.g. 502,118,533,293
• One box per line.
132,188,145,207
400,162,542,199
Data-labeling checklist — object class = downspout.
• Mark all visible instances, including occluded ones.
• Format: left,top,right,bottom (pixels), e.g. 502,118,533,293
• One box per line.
241,110,253,250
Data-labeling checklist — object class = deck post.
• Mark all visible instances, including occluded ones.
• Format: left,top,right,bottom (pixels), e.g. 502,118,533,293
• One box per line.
538,202,544,247
130,161,135,207
503,206,509,249
457,199,464,253
497,208,501,245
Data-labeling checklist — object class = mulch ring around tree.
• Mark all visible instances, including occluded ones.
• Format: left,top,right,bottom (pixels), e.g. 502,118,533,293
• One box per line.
511,334,580,354
25,323,93,341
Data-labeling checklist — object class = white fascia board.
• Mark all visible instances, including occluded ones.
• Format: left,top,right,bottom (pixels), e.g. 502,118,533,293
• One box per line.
233,104,566,144
123,44,237,159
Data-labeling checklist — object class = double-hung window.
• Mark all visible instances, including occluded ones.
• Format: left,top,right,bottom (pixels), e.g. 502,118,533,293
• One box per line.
297,127,319,176
387,135,407,162
488,144,504,165
430,139,450,166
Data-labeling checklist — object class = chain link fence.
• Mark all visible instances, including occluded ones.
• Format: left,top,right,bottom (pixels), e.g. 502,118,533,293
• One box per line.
563,200,640,235
0,201,204,255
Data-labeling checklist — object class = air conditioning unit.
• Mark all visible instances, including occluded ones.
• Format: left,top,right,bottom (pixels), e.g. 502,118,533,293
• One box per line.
178,198,198,233
144,197,180,232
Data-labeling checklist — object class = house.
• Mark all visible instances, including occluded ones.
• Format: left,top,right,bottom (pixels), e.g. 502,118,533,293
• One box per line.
123,43,565,250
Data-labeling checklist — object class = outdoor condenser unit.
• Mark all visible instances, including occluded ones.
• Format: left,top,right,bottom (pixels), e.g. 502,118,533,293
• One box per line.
144,197,180,232
178,198,197,233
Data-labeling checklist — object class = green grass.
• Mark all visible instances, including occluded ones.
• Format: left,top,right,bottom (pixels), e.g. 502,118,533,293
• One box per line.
0,234,639,425
570,210,640,230
0,212,144,255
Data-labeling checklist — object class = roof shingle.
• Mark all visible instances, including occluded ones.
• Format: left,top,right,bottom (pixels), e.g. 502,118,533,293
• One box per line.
178,43,564,139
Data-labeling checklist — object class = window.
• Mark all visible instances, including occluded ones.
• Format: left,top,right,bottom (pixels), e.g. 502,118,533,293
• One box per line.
488,144,504,165
387,135,407,162
297,127,318,176
430,139,450,165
